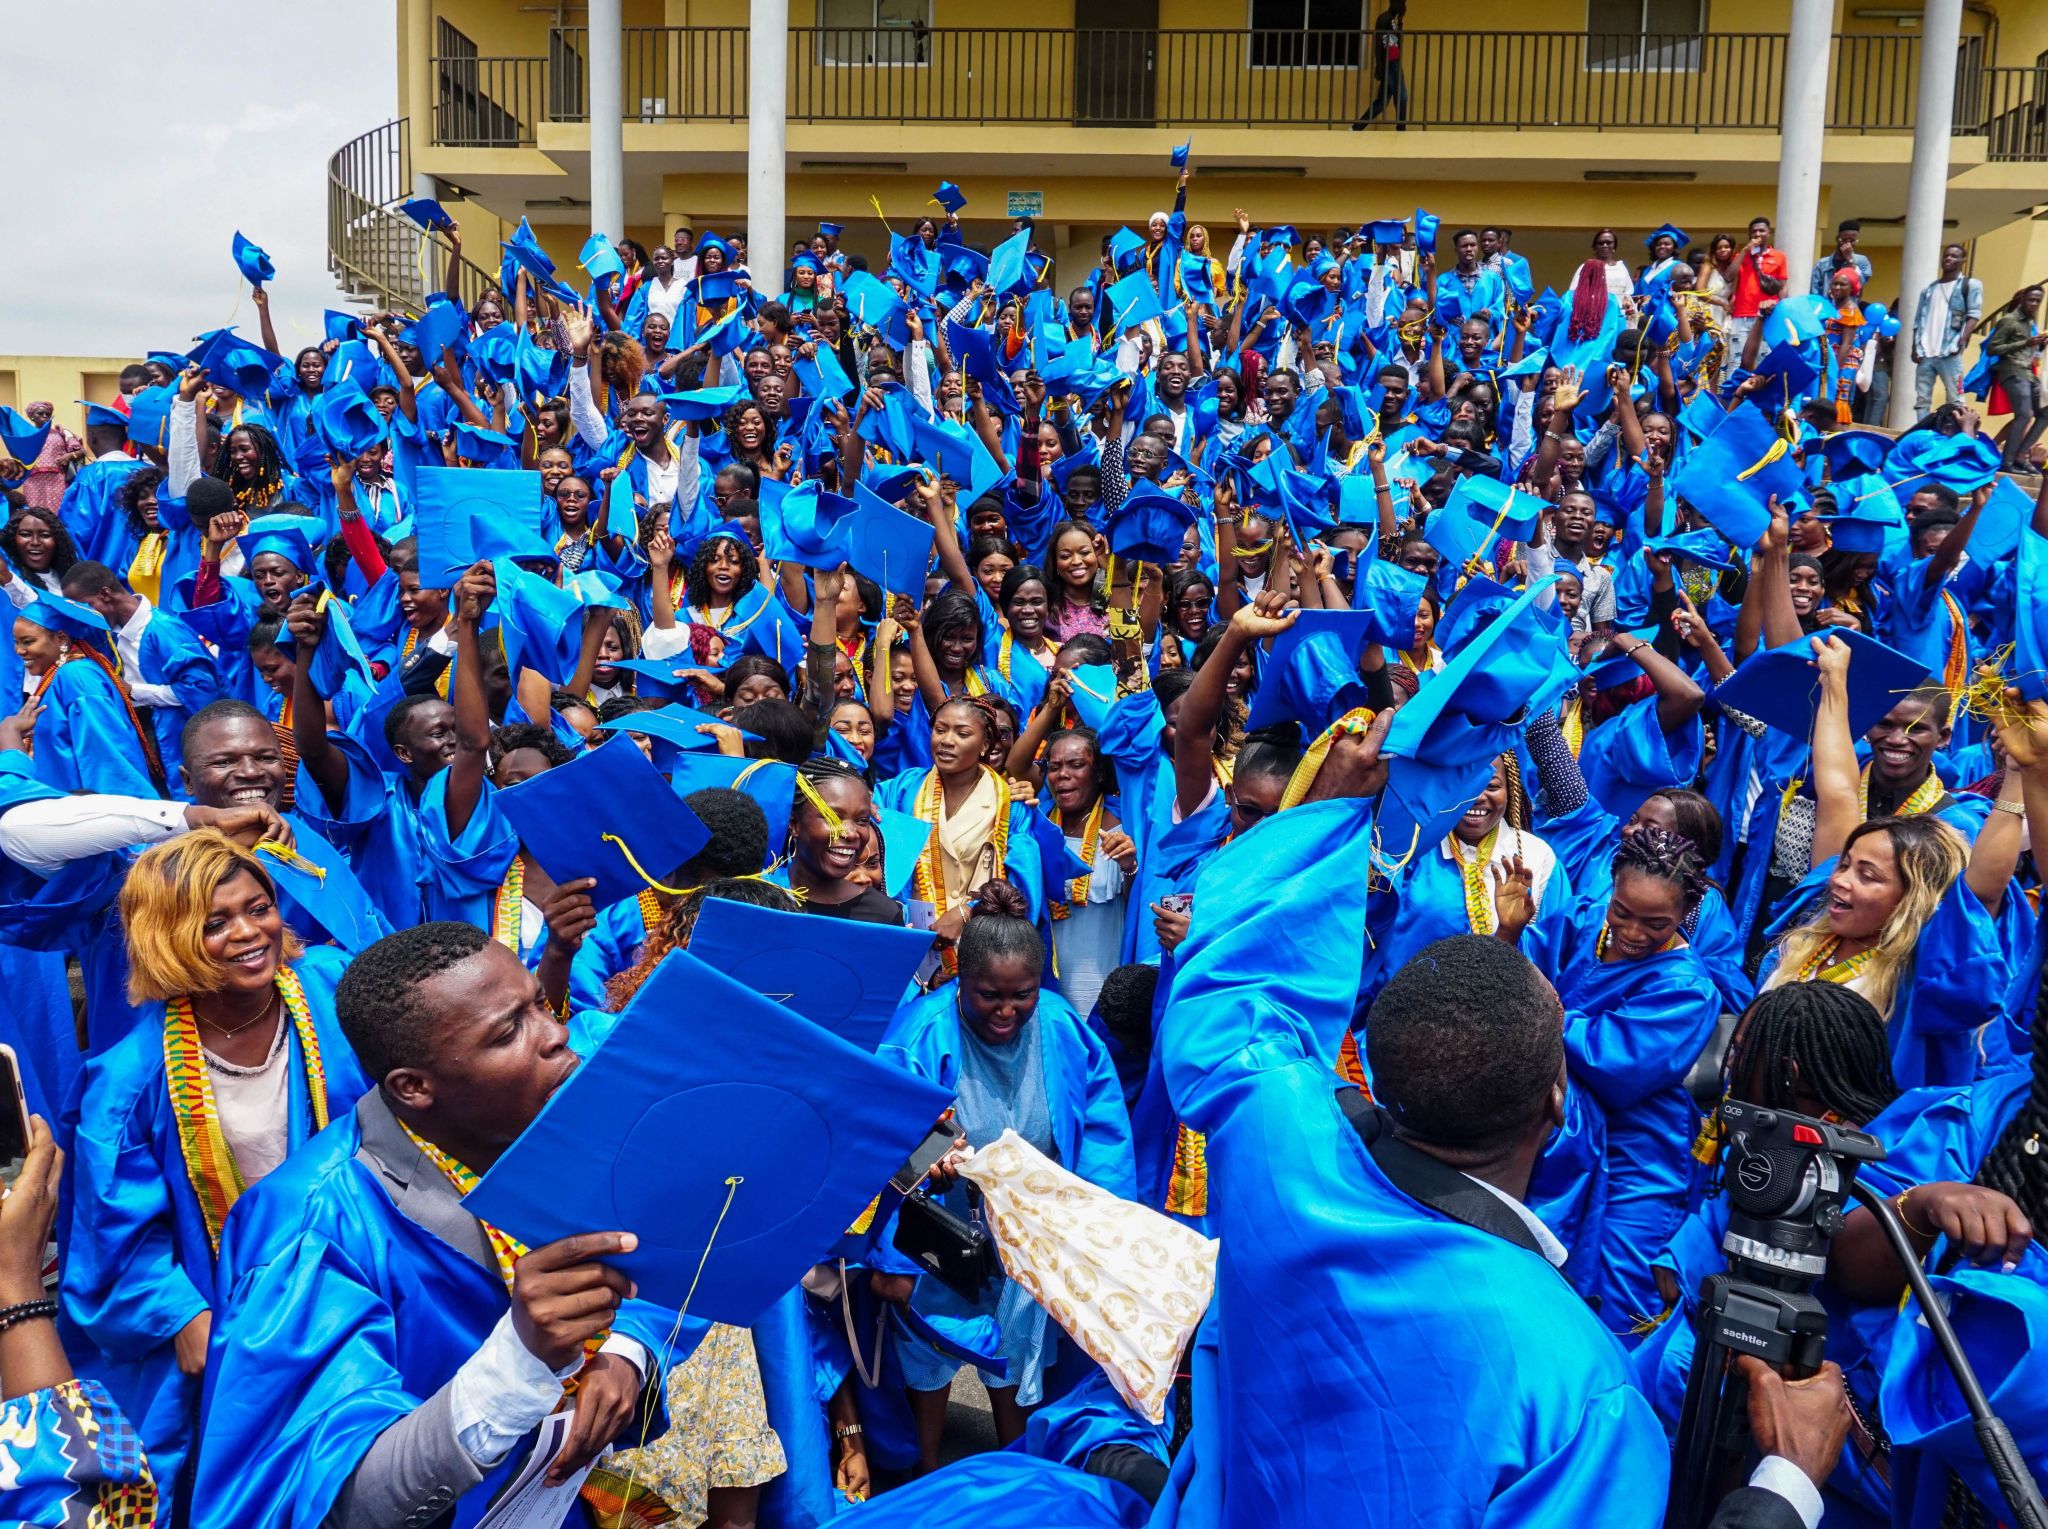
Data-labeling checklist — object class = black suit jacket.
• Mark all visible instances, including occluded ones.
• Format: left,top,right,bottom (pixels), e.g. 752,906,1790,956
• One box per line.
1708,1486,1807,1529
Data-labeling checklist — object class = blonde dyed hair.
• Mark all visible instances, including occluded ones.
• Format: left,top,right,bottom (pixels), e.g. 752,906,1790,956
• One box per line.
120,829,301,1003
1775,815,1967,1019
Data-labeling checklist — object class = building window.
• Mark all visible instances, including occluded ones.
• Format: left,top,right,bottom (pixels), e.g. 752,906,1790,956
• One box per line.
436,19,525,144
1587,0,1703,72
816,0,931,65
1249,0,1364,68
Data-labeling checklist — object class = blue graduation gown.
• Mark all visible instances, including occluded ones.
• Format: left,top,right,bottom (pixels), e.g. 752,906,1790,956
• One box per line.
135,605,224,788
62,947,366,1503
29,659,161,799
567,892,658,1013
1092,692,1227,964
1157,799,1670,1526
1857,1072,2048,1526
293,734,439,930
1365,827,1574,1003
1527,893,1721,1341
58,456,149,569
1578,697,1703,827
192,1084,694,1528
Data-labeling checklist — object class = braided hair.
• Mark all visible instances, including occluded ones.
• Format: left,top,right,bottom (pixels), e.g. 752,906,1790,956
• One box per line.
1612,824,1709,910
1722,983,1898,1126
210,422,289,509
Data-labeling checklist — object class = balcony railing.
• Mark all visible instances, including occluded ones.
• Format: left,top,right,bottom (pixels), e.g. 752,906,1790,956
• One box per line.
327,119,499,312
426,26,2038,157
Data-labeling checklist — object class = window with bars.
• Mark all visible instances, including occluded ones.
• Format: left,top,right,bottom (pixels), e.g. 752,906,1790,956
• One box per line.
816,0,931,64
1587,0,1704,71
1249,0,1364,68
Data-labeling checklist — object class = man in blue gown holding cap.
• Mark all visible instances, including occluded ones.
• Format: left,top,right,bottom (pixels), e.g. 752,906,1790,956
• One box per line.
194,922,690,1528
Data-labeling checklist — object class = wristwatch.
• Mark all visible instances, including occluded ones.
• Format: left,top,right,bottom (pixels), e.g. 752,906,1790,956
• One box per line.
835,1423,864,1441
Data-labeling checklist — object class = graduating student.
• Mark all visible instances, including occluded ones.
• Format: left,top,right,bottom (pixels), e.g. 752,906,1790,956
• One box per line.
1156,734,1842,1526
879,884,1134,1466
193,922,685,1528
65,831,368,1505
11,593,167,800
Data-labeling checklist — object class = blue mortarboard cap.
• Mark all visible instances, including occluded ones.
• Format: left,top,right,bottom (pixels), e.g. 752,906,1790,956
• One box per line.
323,310,361,344
0,408,51,464
840,269,908,336
664,755,798,861
400,197,455,231
870,804,929,901
819,221,845,239
845,485,937,597
1647,529,1738,573
1378,578,1568,851
1972,474,2033,563
77,400,127,432
1581,626,1662,690
241,514,320,573
1105,271,1165,333
453,421,518,464
187,330,288,397
1414,209,1440,254
1424,476,1540,572
1643,223,1690,250
1106,227,1145,273
1820,426,1893,480
759,481,858,570
1245,610,1374,733
412,466,548,588
513,330,571,402
1754,341,1819,399
1762,294,1835,349
1711,629,1932,740
405,301,470,369
126,386,175,450
988,228,1034,299
1883,428,2005,498
694,269,740,306
2017,526,2048,702
256,840,386,955
937,244,989,293
1170,140,1191,169
1367,219,1406,246
494,564,624,682
496,731,709,909
317,382,391,459
1104,481,1196,562
608,705,748,770
696,231,735,260
462,945,953,1323
606,659,706,705
945,321,1021,418
1434,574,1519,657
663,384,752,423
580,233,625,283
931,182,968,214
1815,491,1905,555
1353,559,1427,651
1669,403,1800,548
231,230,275,286
685,896,933,1053
20,593,112,642
908,416,1006,504
1679,391,1727,442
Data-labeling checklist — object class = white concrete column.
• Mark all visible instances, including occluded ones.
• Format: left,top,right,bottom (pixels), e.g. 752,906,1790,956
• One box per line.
748,0,789,271
589,0,626,241
1890,0,1966,429
1774,0,1834,298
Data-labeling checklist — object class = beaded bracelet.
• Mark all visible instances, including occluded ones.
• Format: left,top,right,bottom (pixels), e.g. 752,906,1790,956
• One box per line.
0,1297,58,1333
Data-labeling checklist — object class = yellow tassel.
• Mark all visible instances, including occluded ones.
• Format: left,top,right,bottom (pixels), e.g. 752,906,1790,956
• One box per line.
1734,437,1790,481
869,194,890,231
793,771,849,839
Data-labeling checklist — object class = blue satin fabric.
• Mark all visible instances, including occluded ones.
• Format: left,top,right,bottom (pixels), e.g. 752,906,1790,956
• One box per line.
1155,798,1671,1525
61,948,367,1505
193,1099,696,1528
1527,891,1721,1343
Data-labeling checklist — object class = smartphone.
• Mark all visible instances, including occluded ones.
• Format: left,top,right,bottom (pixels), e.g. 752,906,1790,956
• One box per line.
1159,892,1194,916
0,1045,29,1191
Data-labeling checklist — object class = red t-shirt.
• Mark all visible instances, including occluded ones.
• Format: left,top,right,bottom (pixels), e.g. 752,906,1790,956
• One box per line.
1731,245,1788,319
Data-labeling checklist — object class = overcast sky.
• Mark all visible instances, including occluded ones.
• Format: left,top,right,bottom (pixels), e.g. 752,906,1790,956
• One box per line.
1,3,395,358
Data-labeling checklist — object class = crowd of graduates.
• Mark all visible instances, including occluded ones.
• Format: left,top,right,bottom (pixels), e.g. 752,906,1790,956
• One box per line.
2,161,2048,1529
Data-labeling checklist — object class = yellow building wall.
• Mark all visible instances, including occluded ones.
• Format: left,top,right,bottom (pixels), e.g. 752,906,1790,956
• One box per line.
0,360,137,435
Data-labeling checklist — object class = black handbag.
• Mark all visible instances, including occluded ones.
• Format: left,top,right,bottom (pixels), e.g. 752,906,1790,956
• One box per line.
892,1186,1002,1300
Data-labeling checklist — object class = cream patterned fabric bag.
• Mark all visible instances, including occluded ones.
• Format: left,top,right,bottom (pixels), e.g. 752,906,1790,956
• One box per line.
959,1129,1219,1423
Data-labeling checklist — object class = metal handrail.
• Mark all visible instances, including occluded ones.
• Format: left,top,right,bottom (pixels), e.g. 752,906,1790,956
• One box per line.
326,118,498,313
417,27,2039,157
